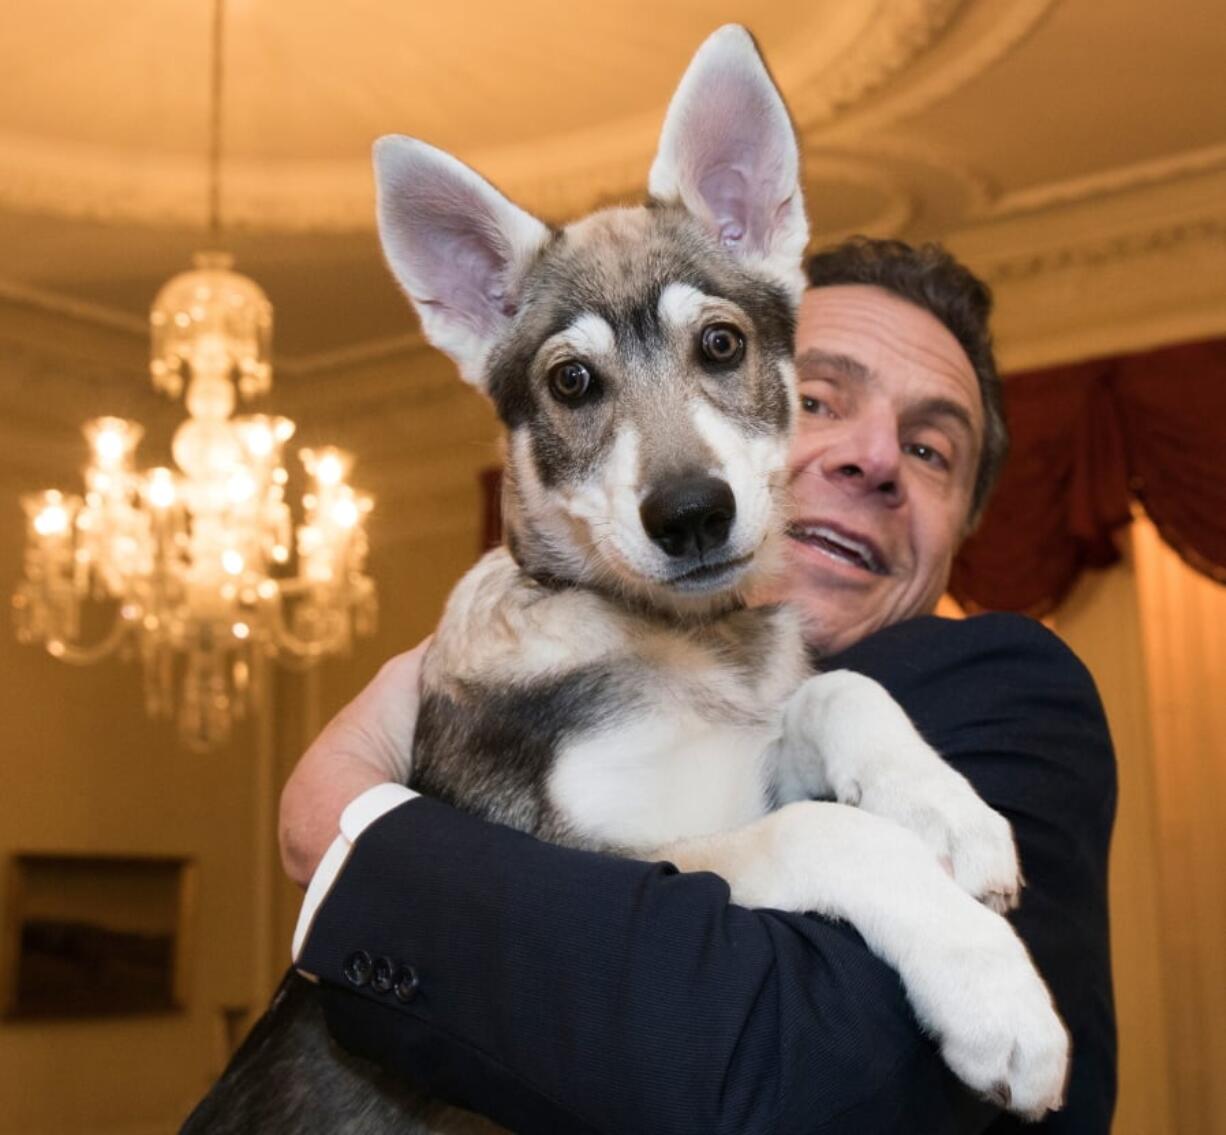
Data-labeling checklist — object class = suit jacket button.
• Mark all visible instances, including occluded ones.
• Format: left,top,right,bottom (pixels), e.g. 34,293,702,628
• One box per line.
370,955,395,995
394,965,420,1003
343,950,373,987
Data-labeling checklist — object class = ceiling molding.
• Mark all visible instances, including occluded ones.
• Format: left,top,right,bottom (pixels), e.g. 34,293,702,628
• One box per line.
980,142,1226,220
0,276,146,338
991,224,1226,372
817,0,1060,142
279,330,427,378
979,212,1226,284
958,168,1226,371
845,134,997,214
786,0,963,130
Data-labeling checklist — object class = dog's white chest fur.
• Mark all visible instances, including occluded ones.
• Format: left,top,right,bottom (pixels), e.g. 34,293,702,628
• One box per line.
549,710,776,849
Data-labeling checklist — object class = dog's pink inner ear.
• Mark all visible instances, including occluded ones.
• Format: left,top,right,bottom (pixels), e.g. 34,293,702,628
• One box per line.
649,26,806,270
697,158,756,249
374,136,548,383
409,207,518,330
382,178,519,334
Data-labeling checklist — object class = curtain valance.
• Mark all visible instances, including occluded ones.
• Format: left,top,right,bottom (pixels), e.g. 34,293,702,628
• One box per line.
951,338,1226,615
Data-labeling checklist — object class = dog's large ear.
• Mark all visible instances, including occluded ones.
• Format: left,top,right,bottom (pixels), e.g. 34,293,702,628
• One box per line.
649,25,807,294
374,136,550,387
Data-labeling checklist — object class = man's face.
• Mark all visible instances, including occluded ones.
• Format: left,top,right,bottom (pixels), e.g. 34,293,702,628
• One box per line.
780,284,984,655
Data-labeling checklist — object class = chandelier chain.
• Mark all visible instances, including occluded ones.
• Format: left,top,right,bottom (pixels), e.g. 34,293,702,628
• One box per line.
207,0,225,241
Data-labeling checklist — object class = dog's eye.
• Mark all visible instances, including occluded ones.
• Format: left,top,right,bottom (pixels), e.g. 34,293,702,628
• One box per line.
548,361,596,404
699,323,745,367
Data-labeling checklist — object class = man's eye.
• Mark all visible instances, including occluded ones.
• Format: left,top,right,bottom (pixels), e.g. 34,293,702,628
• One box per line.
800,395,836,418
905,442,948,469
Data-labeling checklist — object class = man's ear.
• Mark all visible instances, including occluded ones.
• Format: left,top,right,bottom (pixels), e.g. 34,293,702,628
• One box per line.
373,136,550,387
648,25,808,295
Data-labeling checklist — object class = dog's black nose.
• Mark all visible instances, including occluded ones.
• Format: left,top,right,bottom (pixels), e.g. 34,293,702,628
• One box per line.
640,476,736,558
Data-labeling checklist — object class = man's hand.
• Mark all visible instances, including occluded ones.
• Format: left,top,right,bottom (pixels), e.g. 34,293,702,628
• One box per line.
279,640,428,886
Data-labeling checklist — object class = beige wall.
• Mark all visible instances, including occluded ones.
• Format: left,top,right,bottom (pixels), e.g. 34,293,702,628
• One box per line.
0,492,261,1132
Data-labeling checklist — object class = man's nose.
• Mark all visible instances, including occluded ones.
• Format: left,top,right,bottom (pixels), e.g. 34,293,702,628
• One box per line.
818,415,904,503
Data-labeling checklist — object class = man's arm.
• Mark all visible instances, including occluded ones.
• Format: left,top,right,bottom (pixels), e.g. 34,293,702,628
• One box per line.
280,645,425,887
292,613,1116,1134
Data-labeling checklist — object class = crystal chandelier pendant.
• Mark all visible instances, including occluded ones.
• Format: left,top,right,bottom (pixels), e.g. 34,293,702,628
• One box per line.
151,251,271,402
12,252,377,752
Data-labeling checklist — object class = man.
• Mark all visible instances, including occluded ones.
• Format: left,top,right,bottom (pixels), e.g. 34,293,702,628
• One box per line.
283,239,1117,1134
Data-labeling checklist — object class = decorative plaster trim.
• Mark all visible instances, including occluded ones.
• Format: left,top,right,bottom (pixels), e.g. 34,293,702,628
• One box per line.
786,0,963,129
0,276,146,338
979,208,1226,371
846,134,998,214
977,214,1226,283
981,143,1226,221
817,0,1060,142
280,331,426,378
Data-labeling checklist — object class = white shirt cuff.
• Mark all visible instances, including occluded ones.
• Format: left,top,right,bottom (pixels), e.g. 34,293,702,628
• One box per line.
291,782,418,963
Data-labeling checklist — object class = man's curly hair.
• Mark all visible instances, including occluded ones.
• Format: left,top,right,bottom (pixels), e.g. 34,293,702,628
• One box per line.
805,237,1008,524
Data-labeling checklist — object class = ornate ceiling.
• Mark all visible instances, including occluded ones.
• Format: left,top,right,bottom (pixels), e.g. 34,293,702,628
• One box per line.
1,0,1224,365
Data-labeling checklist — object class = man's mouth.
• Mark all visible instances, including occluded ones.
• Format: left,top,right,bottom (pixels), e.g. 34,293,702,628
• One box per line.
786,522,889,575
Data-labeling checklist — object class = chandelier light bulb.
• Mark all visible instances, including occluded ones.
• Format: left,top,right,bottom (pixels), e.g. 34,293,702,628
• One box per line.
317,456,344,486
145,468,178,510
30,493,71,538
247,426,274,457
84,417,144,471
301,446,352,488
95,430,126,467
226,469,258,505
330,495,361,530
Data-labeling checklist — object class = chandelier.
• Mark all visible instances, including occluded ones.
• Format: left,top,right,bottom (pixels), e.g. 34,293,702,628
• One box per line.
11,1,376,750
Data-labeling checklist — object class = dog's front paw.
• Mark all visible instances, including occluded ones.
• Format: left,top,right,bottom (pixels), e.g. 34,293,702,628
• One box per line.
860,765,1022,912
784,670,1021,910
910,911,1069,1119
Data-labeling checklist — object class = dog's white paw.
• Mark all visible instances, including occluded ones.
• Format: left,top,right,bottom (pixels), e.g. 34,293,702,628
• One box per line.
784,670,1022,910
906,906,1069,1119
857,764,1022,912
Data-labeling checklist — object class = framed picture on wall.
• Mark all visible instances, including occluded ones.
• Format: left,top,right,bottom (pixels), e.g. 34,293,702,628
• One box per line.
1,853,196,1020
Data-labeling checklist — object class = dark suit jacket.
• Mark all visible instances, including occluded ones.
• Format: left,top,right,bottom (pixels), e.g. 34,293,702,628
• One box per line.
297,612,1118,1134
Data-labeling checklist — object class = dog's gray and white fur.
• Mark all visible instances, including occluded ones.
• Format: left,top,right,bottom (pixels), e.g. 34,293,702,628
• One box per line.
182,27,1067,1133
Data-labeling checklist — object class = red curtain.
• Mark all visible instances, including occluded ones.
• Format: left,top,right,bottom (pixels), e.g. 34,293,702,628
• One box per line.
950,337,1226,616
